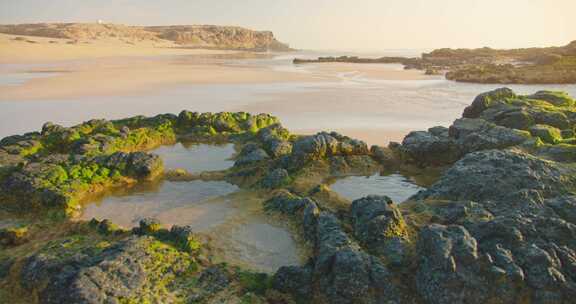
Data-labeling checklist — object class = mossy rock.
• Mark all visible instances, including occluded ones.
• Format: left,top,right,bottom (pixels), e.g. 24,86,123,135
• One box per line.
0,226,29,246
529,124,563,144
528,90,576,107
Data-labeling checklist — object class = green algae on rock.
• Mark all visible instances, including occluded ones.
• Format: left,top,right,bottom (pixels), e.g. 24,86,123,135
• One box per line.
397,88,576,167
1,88,576,303
0,111,281,217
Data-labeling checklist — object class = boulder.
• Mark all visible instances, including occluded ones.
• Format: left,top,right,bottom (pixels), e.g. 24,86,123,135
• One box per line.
528,91,575,107
530,124,562,144
449,118,531,153
96,152,163,179
416,224,519,304
234,144,269,166
400,130,461,165
261,168,291,189
20,236,192,304
463,87,516,118
350,195,409,265
413,149,576,206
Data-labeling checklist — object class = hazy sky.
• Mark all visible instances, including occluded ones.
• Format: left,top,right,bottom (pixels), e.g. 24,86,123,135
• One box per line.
0,0,574,51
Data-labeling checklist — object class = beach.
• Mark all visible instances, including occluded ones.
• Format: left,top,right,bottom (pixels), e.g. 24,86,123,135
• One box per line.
2,33,575,145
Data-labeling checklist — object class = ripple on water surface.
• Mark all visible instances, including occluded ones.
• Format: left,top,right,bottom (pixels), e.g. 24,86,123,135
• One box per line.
80,143,302,273
329,173,426,203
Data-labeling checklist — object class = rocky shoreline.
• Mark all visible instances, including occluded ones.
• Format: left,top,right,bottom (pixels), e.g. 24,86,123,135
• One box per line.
1,88,576,303
294,41,576,84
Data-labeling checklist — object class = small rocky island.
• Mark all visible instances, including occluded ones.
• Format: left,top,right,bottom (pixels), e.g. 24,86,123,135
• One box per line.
294,41,576,84
1,88,576,303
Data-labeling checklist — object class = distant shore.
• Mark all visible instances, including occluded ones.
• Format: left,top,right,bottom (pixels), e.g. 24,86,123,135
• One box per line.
293,41,576,84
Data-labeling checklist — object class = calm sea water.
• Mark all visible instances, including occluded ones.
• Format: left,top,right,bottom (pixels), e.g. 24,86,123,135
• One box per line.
1,50,575,143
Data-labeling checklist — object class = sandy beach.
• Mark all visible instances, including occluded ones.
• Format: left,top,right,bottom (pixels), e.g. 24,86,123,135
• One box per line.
0,32,461,145
0,33,436,100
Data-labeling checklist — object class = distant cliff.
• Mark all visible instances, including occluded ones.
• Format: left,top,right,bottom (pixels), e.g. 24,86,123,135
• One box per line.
0,23,293,51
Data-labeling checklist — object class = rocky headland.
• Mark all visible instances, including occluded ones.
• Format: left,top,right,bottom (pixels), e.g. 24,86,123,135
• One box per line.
1,88,576,303
294,41,576,84
0,23,293,51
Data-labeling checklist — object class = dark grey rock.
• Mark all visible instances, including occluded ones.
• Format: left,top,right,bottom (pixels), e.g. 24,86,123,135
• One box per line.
261,168,291,189
400,130,461,166
463,87,516,118
413,149,576,206
350,195,408,265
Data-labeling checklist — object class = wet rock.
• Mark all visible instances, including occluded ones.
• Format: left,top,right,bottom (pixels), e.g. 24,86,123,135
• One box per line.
197,266,230,294
134,218,162,235
370,145,394,164
413,149,576,206
449,118,531,153
463,87,516,118
96,151,163,179
234,144,269,166
261,168,291,189
423,201,494,225
0,225,29,246
0,257,13,279
537,144,576,162
292,132,368,159
265,190,307,214
26,236,191,304
528,91,576,107
400,129,461,166
41,122,66,136
88,218,122,236
267,139,293,157
170,225,201,252
272,265,313,299
530,124,562,144
350,195,409,265
416,224,518,304
547,196,576,224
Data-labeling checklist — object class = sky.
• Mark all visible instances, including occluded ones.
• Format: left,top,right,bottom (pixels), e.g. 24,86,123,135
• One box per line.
0,0,574,51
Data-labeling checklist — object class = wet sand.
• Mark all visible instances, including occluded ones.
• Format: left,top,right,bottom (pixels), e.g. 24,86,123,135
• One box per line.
2,34,575,147
0,33,437,101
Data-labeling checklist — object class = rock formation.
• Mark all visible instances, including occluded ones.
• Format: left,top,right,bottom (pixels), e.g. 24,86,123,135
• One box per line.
0,22,293,51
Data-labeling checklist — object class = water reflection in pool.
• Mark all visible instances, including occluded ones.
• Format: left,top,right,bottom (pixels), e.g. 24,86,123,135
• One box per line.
329,173,425,203
81,179,239,228
151,142,235,173
80,143,302,272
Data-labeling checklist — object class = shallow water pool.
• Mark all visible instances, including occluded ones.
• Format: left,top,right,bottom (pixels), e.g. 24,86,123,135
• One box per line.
80,143,303,272
151,142,235,173
329,173,426,203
